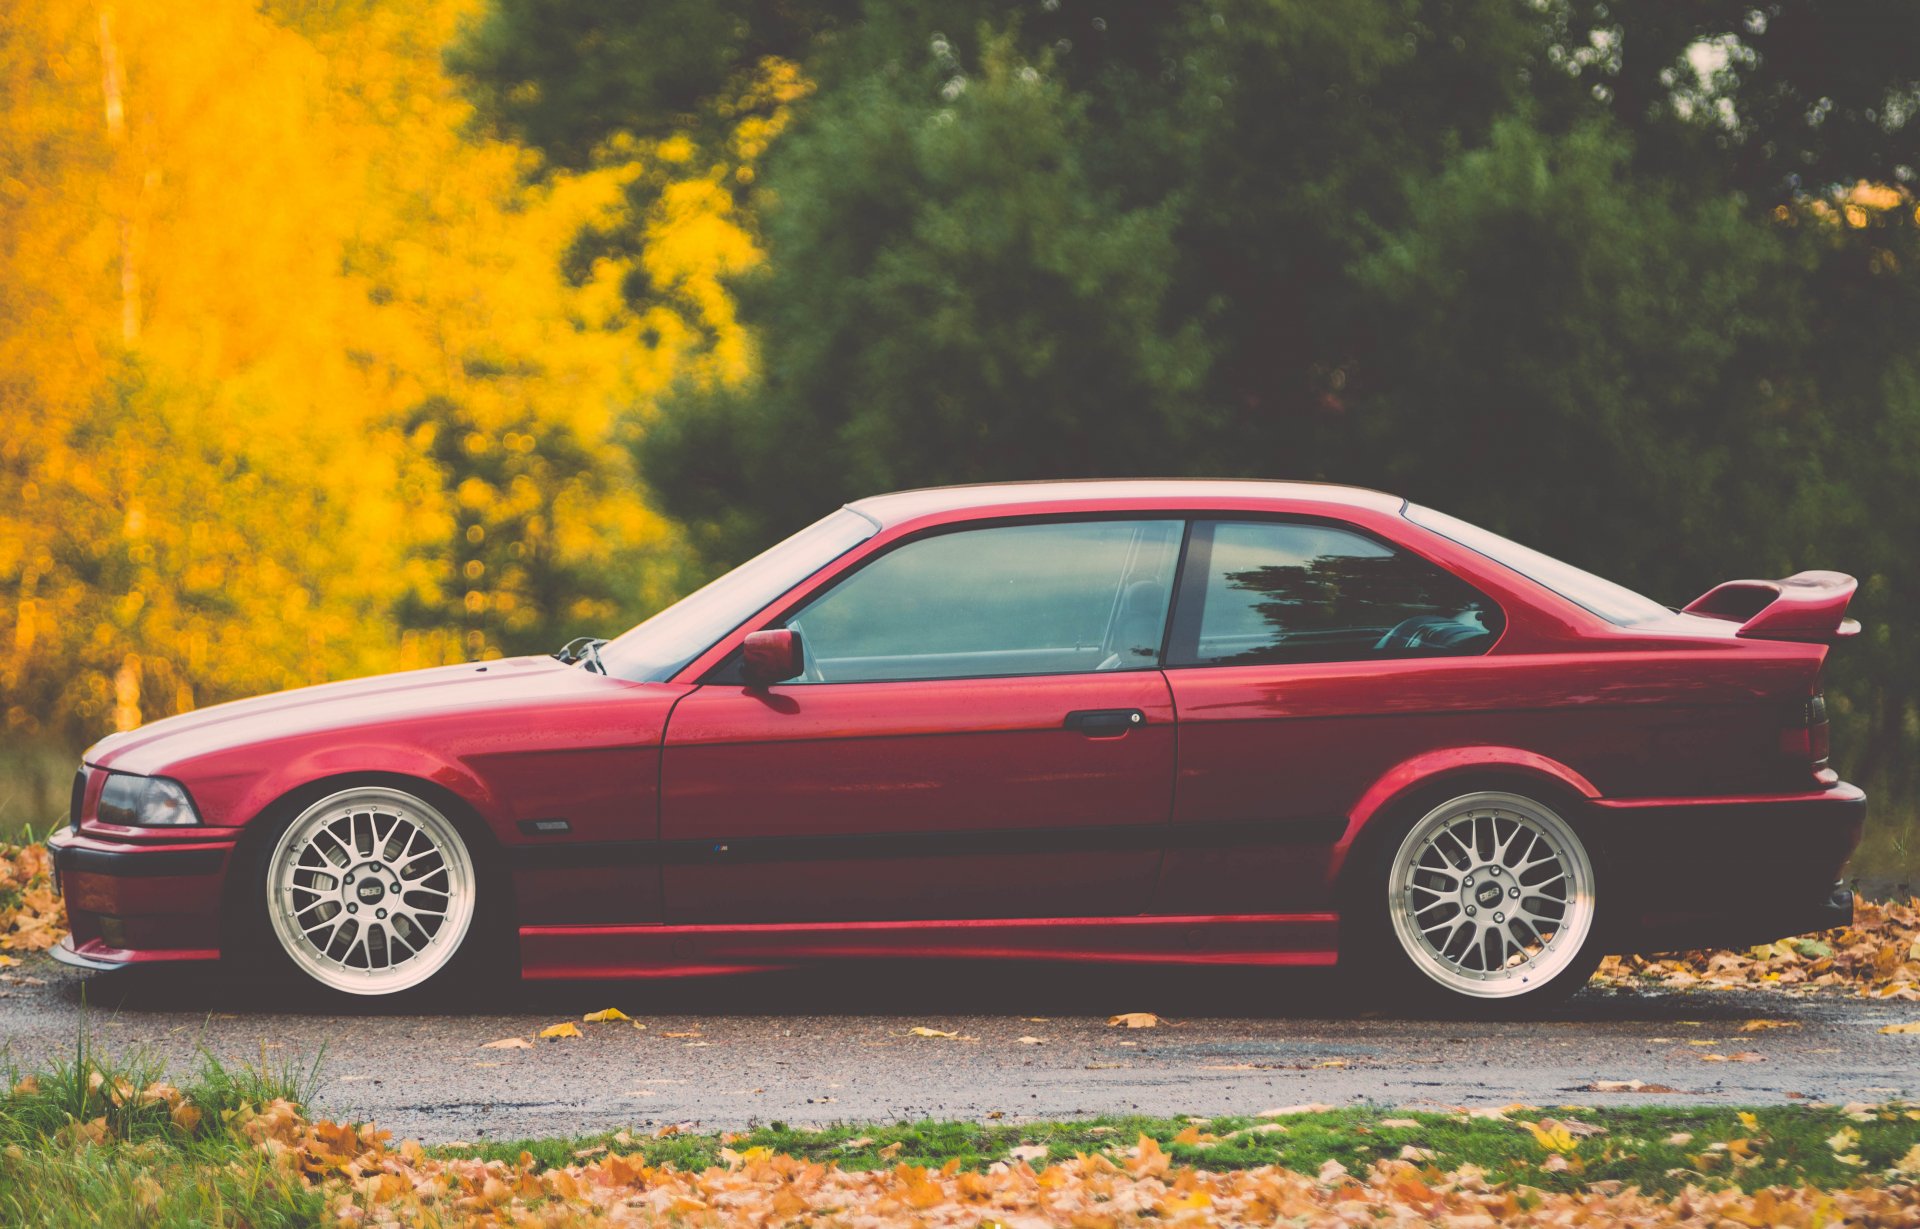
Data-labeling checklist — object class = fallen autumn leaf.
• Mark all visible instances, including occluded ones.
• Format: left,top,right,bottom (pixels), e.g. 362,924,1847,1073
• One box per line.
1106,1012,1161,1029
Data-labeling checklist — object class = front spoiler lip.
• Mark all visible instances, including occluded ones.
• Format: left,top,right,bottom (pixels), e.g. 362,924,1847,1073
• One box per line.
50,936,127,971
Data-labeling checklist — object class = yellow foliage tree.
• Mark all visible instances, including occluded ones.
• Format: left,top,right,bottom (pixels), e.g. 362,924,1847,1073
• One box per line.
0,0,775,757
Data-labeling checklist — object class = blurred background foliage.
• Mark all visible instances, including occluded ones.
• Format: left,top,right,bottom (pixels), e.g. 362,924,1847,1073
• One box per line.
3,0,1920,878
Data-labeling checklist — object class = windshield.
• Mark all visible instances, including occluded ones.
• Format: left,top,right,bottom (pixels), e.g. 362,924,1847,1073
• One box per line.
599,508,879,681
1404,504,1671,626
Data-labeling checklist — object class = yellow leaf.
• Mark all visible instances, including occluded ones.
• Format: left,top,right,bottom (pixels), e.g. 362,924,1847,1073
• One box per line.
1130,1134,1170,1178
909,1026,960,1038
1893,1143,1920,1175
1525,1121,1578,1153
170,1102,202,1133
539,1022,582,1040
1826,1127,1859,1153
582,1008,629,1023
1738,1019,1800,1032
1738,1111,1760,1132
1106,1012,1161,1029
482,1037,533,1050
631,1021,648,1031
1878,1021,1920,1034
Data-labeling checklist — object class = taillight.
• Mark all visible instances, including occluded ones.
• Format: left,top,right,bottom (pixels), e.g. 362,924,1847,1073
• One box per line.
1780,693,1831,770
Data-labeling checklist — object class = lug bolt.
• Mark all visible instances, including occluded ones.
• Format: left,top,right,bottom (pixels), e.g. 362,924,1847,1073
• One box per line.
347,904,358,914
1464,876,1474,887
1494,912,1505,923
344,874,354,885
1509,887,1521,898
1490,867,1500,876
376,908,386,919
1464,905,1477,916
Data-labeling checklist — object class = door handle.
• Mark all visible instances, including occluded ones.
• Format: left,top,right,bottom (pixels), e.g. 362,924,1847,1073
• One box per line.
1064,708,1145,737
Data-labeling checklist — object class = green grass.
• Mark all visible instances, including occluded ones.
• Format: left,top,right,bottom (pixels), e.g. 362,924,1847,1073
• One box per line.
0,1040,327,1228
0,742,75,845
1,1040,1918,1225
446,1103,1920,1197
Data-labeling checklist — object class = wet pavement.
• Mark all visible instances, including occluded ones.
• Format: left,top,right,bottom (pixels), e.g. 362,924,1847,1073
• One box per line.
3,957,1916,1142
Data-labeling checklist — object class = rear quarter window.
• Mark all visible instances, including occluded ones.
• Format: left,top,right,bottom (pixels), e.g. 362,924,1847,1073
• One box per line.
1168,520,1504,667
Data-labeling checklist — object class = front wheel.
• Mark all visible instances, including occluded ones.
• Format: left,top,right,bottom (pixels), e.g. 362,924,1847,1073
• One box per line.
256,786,483,998
1372,790,1602,1010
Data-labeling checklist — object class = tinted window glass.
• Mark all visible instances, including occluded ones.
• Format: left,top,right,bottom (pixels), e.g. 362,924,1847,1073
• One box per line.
1404,503,1670,626
786,520,1183,683
1171,521,1502,667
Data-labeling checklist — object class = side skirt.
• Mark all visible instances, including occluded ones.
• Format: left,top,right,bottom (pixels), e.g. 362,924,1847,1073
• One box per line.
519,913,1339,980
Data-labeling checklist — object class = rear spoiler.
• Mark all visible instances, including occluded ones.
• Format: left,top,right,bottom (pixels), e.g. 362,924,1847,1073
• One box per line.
1682,570,1861,643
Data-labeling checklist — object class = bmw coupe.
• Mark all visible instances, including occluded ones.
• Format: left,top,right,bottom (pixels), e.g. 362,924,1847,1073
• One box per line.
48,481,1865,1009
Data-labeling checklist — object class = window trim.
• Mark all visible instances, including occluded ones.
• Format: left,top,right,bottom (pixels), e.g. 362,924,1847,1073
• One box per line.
1161,515,1507,671
701,513,1194,687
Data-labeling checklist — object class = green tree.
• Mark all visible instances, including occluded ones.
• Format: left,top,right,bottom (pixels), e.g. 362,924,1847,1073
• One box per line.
456,0,1920,823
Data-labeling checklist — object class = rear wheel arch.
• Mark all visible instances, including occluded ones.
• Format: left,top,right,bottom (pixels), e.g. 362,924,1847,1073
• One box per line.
1335,765,1600,909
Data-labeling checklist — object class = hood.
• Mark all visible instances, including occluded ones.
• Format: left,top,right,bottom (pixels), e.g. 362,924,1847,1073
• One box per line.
86,655,607,777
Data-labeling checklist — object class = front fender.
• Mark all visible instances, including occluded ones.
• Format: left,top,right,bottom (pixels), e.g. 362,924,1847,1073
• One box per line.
179,740,506,835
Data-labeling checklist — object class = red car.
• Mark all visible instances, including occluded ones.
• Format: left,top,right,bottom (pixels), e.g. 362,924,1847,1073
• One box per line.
48,481,1864,1009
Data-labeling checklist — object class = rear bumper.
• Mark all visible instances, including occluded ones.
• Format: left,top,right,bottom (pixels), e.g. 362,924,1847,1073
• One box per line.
1593,781,1865,952
44,828,233,966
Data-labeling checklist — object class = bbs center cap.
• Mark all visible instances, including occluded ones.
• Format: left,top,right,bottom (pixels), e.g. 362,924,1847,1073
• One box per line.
356,879,386,904
1475,881,1502,907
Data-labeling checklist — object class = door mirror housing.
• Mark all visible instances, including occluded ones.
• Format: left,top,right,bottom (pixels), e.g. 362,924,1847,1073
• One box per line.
741,628,804,687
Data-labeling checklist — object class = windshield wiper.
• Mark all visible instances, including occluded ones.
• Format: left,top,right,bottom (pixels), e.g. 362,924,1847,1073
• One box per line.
554,636,609,674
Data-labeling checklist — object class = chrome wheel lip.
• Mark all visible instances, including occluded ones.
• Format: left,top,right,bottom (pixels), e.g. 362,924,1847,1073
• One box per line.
265,787,476,997
1387,791,1596,1000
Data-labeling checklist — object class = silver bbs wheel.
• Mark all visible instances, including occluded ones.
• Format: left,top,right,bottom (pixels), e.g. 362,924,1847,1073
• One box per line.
1387,791,1596,1000
265,787,476,996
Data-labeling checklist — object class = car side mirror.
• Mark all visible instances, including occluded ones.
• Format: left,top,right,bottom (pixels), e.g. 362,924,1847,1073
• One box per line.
741,628,804,687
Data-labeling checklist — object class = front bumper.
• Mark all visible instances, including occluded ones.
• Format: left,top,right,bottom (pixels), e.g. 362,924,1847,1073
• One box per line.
45,828,236,967
1594,781,1866,952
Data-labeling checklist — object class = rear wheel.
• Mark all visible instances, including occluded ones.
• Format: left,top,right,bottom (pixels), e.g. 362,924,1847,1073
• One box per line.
1371,790,1602,1010
258,786,482,998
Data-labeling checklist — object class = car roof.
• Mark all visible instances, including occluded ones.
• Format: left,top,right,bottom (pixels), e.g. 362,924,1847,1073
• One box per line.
846,479,1406,528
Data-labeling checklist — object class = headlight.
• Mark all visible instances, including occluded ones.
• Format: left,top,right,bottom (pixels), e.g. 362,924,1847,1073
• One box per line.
96,773,201,827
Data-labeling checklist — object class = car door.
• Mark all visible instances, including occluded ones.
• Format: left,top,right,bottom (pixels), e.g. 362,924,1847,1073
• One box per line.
1154,518,1507,914
659,517,1184,923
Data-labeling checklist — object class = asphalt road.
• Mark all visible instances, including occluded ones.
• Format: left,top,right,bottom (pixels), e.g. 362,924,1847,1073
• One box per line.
3,957,1917,1143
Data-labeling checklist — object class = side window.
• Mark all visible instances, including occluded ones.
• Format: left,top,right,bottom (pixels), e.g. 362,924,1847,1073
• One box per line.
1168,520,1503,667
784,520,1183,683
